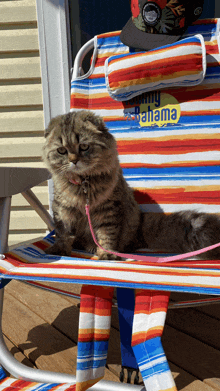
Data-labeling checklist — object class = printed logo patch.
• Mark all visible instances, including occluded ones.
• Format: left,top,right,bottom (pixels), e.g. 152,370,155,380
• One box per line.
194,6,202,16
142,2,161,26
124,91,181,128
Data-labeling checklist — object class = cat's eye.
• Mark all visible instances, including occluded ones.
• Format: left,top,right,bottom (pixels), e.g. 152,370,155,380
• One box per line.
57,146,68,155
80,144,90,152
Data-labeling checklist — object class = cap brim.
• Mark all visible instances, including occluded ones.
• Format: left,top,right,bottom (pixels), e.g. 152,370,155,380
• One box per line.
120,17,182,51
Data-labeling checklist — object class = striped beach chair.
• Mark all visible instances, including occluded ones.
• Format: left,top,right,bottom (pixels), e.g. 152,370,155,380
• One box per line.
0,17,220,391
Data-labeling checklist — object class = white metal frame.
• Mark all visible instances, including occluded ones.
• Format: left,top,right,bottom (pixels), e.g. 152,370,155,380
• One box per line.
0,167,145,390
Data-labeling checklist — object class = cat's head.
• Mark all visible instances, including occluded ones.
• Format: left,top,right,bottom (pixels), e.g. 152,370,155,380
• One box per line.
42,110,118,180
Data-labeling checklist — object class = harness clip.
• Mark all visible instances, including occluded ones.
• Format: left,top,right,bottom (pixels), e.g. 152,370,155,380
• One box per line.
82,177,90,205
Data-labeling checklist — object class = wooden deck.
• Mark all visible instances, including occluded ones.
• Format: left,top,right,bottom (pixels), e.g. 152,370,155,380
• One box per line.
2,279,220,390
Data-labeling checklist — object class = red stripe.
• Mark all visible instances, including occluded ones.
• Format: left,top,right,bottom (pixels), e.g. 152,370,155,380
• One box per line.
97,31,122,39
155,87,220,104
2,380,34,391
117,138,220,155
193,18,217,25
71,88,220,111
182,110,220,117
109,54,202,85
120,162,220,169
70,96,123,110
134,189,220,205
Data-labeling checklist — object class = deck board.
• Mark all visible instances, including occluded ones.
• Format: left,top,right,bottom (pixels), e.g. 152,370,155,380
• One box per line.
2,280,220,390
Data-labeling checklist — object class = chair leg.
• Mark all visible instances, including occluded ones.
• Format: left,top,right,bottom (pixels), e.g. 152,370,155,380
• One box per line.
0,197,11,254
132,290,177,391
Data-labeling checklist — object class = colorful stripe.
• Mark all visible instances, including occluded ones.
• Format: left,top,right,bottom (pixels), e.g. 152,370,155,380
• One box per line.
70,20,220,216
76,286,113,391
3,235,220,295
105,36,205,101
131,291,176,391
0,368,76,391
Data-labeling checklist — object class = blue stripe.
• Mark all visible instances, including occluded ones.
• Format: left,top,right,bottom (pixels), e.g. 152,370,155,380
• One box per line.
179,115,220,125
0,366,7,380
1,274,220,295
122,166,220,177
132,337,171,379
107,122,220,133
97,35,126,48
34,383,60,391
185,24,217,36
77,359,106,371
77,340,109,356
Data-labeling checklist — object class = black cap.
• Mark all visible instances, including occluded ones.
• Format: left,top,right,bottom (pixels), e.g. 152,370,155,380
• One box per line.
120,0,204,51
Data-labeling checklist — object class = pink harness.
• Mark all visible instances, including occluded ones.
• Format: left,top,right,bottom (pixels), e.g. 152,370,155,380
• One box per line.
85,203,220,263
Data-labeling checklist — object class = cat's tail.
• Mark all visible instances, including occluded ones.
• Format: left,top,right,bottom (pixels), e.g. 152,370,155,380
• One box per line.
141,210,220,260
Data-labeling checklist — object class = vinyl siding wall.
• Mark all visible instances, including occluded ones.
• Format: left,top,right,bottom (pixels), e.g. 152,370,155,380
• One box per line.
0,0,49,247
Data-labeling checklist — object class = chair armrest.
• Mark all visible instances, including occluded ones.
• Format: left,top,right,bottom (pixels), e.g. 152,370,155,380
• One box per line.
0,167,51,197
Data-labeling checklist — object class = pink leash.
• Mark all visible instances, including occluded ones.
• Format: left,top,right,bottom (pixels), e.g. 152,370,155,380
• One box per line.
85,204,220,263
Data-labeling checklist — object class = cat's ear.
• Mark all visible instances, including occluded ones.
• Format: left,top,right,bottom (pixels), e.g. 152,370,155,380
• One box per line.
44,116,62,138
79,111,108,133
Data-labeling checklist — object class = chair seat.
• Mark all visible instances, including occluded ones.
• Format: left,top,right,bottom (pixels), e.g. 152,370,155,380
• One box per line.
2,234,220,295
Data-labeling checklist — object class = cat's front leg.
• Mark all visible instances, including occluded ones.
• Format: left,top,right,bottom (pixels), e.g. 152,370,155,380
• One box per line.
45,235,75,256
94,226,122,261
45,203,78,256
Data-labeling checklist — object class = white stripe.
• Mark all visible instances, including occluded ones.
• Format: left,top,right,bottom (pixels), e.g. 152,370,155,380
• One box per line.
140,204,220,214
79,313,110,330
114,128,220,139
132,311,166,334
181,100,220,111
7,264,220,289
127,179,220,188
107,43,203,72
139,355,166,372
119,152,220,165
77,354,107,363
144,371,176,390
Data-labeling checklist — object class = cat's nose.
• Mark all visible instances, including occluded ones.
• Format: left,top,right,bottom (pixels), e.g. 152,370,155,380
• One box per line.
69,154,78,164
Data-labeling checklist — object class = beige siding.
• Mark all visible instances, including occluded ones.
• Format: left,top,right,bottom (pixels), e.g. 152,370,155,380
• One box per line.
0,0,49,247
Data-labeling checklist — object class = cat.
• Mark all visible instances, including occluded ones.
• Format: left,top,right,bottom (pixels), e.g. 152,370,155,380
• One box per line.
42,110,220,260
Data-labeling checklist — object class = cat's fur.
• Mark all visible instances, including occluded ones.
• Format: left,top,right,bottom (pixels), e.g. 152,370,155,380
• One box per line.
42,110,220,260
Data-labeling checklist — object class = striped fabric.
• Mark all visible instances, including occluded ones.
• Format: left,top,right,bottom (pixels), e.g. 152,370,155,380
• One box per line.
71,19,220,215
105,35,206,101
0,366,76,391
3,233,220,295
1,19,220,391
76,286,114,391
132,290,176,391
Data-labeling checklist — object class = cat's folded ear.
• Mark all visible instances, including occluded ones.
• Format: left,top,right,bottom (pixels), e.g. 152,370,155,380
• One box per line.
44,115,63,138
79,111,108,133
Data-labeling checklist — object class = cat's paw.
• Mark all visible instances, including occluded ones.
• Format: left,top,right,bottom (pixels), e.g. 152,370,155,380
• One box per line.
44,243,72,256
97,251,122,261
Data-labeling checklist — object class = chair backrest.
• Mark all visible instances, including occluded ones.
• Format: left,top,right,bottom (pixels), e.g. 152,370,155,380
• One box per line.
71,20,220,217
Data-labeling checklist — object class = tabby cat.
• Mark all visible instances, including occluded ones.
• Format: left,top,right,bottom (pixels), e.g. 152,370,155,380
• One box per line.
42,110,220,260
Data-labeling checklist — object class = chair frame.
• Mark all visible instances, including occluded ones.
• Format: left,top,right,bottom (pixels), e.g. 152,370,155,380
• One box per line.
1,170,220,389
0,167,145,390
